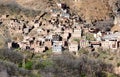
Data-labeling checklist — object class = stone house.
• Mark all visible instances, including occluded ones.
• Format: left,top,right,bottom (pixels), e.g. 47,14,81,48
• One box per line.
62,32,70,40
52,41,63,53
9,19,18,28
56,2,62,8
65,28,73,34
68,41,79,52
101,41,110,49
8,42,12,49
23,36,31,41
117,41,120,49
30,41,36,49
23,27,30,34
114,16,120,26
37,28,44,33
44,41,52,49
9,19,23,32
60,13,70,19
94,31,102,41
29,20,35,26
102,32,120,41
52,34,62,41
50,9,61,17
73,0,80,2
73,22,81,28
60,3,68,11
80,39,90,48
72,27,82,38
90,41,101,50
1,14,9,19
62,40,68,47
36,37,45,46
102,32,120,49
34,23,40,28
16,28,23,33
50,18,58,24
114,67,120,75
89,27,98,33
8,41,29,50
7,41,20,49
54,28,63,34
45,34,53,41
34,46,45,53
83,26,89,34
40,29,48,36
18,42,30,50
45,23,54,30
101,41,118,50
62,9,68,13
0,21,2,25
20,43,27,50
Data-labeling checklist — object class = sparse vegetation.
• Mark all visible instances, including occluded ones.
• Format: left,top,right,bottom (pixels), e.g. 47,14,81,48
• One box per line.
117,62,120,67
0,0,120,77
79,48,89,55
0,4,41,18
0,48,118,77
86,33,95,41
73,38,80,43
0,49,23,64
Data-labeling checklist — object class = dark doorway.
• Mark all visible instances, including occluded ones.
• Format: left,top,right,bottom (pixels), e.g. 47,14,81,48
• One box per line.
12,42,19,48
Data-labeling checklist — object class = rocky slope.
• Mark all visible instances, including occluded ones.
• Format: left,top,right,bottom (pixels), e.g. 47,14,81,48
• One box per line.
0,0,55,11
0,0,120,27
17,0,118,21
70,0,112,21
0,0,119,21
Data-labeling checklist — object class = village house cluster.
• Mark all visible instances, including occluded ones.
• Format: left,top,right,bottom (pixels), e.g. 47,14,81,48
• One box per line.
0,2,120,54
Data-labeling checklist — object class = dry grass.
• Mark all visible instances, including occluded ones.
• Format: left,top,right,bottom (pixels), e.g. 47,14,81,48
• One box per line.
16,0,55,11
0,0,113,22
69,0,112,21
111,25,120,32
0,35,5,48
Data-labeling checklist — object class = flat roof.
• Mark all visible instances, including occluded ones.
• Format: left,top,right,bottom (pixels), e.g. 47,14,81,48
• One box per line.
102,32,120,40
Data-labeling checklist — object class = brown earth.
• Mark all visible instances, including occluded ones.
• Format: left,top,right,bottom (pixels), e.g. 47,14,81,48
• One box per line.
68,0,113,22
16,0,115,21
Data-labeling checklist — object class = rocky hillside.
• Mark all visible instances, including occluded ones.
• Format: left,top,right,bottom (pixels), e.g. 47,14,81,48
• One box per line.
0,0,56,11
0,0,120,24
16,0,118,21
0,0,119,21
16,0,55,11
69,0,112,22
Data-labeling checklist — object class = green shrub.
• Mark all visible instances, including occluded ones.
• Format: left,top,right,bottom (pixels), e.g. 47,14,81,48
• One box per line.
34,59,53,70
86,33,95,41
25,61,33,70
73,38,80,43
117,62,120,67
0,49,23,64
79,48,89,55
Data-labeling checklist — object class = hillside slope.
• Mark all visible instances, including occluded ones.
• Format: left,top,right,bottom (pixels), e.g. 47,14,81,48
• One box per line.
0,0,120,22
16,0,119,21
66,0,113,22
